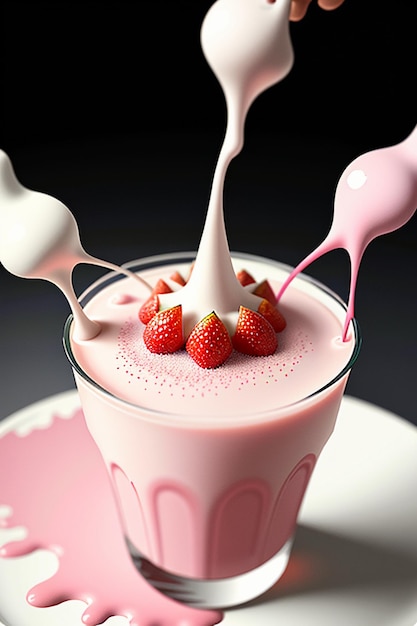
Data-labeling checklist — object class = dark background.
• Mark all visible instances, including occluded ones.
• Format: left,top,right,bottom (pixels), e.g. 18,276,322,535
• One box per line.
1,1,416,424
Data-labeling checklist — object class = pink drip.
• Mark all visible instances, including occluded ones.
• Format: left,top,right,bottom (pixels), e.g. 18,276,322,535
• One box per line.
0,407,223,626
277,125,417,341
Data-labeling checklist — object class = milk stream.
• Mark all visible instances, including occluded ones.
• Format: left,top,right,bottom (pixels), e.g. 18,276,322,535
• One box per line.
0,150,152,341
161,0,294,335
277,124,417,339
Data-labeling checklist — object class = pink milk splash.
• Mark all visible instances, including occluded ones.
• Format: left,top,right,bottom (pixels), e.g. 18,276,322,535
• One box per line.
277,124,417,339
0,405,223,626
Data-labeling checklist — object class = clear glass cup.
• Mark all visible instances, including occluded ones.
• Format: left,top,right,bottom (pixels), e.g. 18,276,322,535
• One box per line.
63,252,361,609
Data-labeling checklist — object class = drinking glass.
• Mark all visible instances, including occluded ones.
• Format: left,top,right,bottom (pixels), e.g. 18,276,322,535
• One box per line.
63,252,361,608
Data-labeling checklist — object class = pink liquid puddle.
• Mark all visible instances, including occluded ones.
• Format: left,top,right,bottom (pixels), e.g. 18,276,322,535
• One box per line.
0,405,223,626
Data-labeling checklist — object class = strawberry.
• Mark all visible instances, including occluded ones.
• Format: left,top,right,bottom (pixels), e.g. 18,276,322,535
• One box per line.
139,294,160,324
138,263,285,366
186,312,233,368
232,306,278,356
236,269,256,286
257,299,286,332
143,305,184,354
170,271,187,286
253,279,277,305
139,279,173,324
153,279,173,295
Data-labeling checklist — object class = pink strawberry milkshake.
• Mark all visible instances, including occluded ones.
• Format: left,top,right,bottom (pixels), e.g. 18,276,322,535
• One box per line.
62,0,357,610
2,0,414,616
64,251,360,608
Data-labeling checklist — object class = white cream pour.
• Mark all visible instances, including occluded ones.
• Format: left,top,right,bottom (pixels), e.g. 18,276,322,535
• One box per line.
0,150,152,341
277,124,417,339
161,0,294,336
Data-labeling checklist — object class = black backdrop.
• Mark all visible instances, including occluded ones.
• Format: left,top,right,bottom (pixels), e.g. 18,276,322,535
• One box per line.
1,1,416,424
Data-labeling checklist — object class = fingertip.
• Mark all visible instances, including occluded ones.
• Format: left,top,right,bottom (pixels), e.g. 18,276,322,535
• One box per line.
318,0,345,11
289,1,311,21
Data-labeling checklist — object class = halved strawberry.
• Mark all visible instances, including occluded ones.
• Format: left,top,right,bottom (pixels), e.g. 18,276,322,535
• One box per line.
143,305,184,354
139,279,173,324
232,306,278,356
258,299,286,332
186,312,233,368
253,279,277,305
236,269,256,286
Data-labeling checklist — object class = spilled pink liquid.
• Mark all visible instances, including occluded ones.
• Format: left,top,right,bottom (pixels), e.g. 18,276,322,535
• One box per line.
0,405,223,626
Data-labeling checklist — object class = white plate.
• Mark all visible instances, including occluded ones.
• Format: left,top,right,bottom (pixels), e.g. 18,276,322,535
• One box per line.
0,392,416,626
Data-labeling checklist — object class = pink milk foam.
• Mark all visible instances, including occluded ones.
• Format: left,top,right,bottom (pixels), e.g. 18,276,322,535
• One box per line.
0,404,223,625
67,254,356,581
72,257,354,419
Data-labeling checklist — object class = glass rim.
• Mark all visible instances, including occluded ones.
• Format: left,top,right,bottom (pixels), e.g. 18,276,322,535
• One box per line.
63,251,362,426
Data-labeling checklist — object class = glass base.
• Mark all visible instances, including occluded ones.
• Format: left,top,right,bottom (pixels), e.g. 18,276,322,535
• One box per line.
126,536,293,609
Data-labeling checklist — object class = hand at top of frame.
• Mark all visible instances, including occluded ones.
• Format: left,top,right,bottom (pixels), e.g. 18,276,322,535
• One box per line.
290,0,345,21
